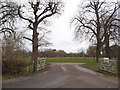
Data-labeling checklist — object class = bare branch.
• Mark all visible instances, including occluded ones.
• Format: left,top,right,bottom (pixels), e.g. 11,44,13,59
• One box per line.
23,36,33,42
38,42,52,47
74,17,97,36
38,31,50,41
28,23,34,30
18,6,33,23
0,28,15,33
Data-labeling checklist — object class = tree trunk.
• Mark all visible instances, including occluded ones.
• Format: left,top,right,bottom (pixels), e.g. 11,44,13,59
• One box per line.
96,40,101,62
105,34,110,59
96,45,100,62
32,24,38,73
117,45,120,76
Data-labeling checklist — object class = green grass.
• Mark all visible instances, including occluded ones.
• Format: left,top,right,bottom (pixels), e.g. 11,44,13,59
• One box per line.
47,58,99,71
80,61,99,71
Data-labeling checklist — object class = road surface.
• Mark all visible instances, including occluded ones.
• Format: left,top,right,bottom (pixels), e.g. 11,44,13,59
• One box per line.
3,62,118,88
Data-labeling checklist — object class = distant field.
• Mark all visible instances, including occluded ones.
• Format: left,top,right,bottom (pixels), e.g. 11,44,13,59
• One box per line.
47,58,100,71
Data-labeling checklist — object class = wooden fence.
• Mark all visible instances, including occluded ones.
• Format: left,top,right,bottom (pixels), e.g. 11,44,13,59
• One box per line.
37,58,47,71
99,58,117,74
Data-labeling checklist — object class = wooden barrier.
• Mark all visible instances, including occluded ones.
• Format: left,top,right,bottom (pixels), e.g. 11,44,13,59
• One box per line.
99,58,117,74
37,58,46,71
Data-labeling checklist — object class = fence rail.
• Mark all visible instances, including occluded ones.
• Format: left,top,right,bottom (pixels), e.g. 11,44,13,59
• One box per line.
37,58,47,71
99,58,117,74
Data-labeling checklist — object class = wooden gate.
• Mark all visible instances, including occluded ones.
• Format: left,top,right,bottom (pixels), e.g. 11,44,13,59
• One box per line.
37,58,46,71
99,58,117,74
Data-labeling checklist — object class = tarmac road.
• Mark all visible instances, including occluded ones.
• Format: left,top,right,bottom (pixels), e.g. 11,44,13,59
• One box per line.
2,62,118,88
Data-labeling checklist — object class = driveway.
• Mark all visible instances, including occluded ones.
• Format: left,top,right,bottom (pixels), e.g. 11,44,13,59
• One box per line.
2,62,118,88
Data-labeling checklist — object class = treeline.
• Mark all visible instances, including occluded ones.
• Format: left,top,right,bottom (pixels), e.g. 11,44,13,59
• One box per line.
39,49,85,58
2,47,85,59
2,40,118,59
39,45,118,58
1,28,118,60
2,35,118,59
86,45,119,59
2,45,118,59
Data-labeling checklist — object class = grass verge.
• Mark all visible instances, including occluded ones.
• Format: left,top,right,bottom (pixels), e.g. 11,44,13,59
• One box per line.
2,67,48,80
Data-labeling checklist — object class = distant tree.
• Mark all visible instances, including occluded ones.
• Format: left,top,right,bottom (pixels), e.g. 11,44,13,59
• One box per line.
87,46,96,58
57,50,67,57
2,33,23,60
52,49,57,52
109,45,119,58
43,49,56,57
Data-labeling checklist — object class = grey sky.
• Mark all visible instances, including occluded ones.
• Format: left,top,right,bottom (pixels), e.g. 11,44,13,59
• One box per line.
44,0,91,53
46,0,117,53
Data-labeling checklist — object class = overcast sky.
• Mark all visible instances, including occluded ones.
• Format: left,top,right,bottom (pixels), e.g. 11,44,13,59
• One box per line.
43,0,91,53
46,0,117,53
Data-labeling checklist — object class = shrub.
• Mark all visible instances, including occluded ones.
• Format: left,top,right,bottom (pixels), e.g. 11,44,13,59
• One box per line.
2,58,32,76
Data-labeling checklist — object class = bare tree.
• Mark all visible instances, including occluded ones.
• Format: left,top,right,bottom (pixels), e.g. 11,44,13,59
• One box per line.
0,1,18,37
2,32,23,60
100,2,120,58
72,0,120,62
17,0,63,73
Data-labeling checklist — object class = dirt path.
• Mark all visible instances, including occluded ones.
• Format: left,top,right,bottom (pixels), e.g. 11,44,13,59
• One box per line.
2,62,118,88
